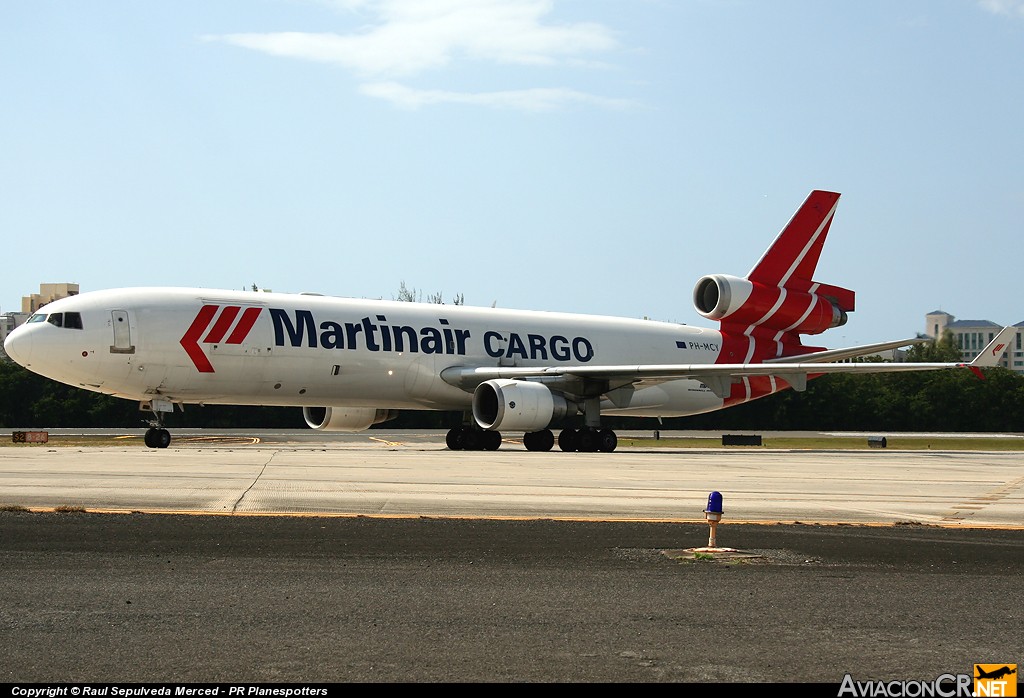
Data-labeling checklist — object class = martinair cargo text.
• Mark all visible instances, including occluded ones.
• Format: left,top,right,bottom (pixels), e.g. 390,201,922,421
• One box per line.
4,191,1014,451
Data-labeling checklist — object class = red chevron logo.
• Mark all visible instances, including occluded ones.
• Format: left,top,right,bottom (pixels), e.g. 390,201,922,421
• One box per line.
180,305,262,373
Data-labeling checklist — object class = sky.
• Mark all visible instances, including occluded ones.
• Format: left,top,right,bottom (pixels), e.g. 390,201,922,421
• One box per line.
2,0,1022,347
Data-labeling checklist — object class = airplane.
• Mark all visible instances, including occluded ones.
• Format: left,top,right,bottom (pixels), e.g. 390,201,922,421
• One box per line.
3,190,1015,451
975,666,1017,681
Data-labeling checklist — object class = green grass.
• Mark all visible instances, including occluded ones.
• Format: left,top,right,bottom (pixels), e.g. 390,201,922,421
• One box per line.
618,436,1024,451
1,435,139,448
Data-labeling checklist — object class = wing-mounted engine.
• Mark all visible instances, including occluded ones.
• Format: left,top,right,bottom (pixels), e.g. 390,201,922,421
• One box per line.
303,406,398,432
693,274,851,336
472,379,573,432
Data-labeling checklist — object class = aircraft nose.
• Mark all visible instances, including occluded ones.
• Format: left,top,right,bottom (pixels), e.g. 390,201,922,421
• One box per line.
3,326,32,367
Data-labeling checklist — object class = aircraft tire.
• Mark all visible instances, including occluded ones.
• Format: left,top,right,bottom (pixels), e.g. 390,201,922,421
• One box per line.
557,428,578,452
446,428,465,450
524,430,554,452
156,429,171,449
483,431,502,451
598,429,617,453
577,428,599,452
144,428,157,449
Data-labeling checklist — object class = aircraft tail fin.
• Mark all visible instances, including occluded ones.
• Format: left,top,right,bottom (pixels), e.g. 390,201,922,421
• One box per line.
692,190,855,353
747,190,844,288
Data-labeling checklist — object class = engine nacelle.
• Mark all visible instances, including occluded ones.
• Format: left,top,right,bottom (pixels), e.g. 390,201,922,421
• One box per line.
693,274,754,320
693,274,848,335
303,406,397,432
472,379,571,432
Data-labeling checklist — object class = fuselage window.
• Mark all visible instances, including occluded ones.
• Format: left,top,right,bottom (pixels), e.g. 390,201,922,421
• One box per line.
64,312,83,329
46,313,64,328
27,313,48,323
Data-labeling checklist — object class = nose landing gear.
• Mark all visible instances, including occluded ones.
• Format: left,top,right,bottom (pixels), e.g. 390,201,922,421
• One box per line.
140,398,175,449
144,427,171,449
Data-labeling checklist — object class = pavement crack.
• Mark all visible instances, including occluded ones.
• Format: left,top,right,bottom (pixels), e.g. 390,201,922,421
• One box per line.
231,452,277,513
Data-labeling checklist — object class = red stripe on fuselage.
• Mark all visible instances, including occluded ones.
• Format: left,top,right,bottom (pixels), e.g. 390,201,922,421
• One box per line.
227,307,262,344
203,306,241,344
724,374,785,408
180,305,218,373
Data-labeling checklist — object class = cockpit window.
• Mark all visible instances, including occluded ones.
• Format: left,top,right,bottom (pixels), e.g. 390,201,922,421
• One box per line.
41,312,84,330
27,313,48,323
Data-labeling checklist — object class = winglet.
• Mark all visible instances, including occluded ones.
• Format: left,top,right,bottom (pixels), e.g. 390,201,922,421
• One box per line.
969,326,1016,368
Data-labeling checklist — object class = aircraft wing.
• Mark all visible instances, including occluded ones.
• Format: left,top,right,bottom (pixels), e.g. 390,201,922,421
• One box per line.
441,327,1015,400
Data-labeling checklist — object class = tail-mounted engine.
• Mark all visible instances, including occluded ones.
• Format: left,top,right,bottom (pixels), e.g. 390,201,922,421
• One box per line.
693,274,852,336
472,379,572,432
303,406,398,432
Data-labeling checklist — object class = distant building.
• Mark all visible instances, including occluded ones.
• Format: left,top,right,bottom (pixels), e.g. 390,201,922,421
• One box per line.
2,283,79,361
0,311,28,361
22,282,80,314
925,310,1024,373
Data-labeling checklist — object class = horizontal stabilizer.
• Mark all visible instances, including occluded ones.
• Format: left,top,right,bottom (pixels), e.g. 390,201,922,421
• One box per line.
765,337,930,364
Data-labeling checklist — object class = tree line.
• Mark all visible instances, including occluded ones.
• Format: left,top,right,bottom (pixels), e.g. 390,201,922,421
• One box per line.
2,343,1022,432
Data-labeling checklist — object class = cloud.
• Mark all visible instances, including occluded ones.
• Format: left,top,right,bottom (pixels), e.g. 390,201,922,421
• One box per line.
359,81,635,111
977,0,1024,17
206,0,628,110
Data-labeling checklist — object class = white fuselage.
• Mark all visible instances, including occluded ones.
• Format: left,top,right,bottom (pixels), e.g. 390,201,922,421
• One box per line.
5,288,729,419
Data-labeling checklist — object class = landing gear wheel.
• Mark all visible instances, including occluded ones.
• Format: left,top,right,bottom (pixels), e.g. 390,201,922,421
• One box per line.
577,428,599,452
524,429,554,452
144,427,172,449
483,430,502,451
558,428,578,452
449,426,499,451
446,428,466,450
598,428,617,453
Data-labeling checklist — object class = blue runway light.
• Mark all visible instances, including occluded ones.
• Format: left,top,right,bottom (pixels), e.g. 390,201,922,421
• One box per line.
703,491,724,548
705,491,723,516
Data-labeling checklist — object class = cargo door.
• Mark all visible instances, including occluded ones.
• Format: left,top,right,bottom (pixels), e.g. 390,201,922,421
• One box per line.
110,310,135,354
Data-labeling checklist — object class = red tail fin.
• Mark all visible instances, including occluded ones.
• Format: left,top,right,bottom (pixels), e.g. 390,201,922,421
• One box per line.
693,190,855,357
748,190,842,290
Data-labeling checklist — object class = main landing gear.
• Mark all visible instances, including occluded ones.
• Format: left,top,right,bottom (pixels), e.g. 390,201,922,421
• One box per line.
446,425,502,451
446,426,619,452
556,427,617,453
447,394,620,453
524,428,618,452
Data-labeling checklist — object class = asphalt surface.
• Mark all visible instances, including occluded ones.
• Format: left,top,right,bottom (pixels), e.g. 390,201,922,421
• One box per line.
3,435,1022,525
1,511,1022,684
